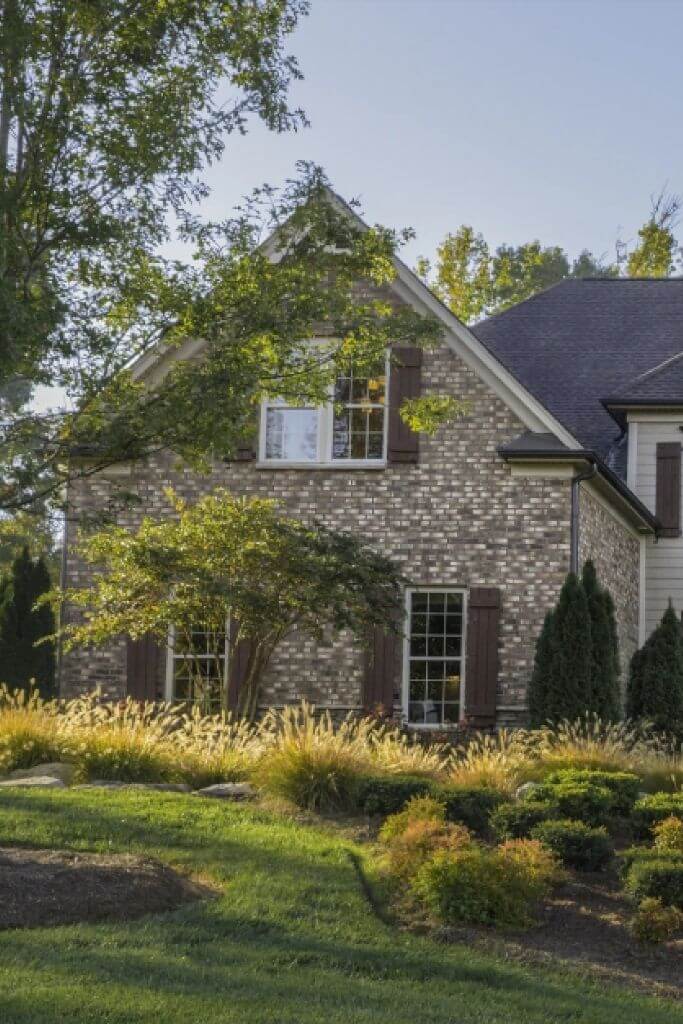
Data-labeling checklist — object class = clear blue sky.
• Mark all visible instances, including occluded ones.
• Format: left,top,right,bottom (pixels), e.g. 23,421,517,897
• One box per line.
187,0,683,268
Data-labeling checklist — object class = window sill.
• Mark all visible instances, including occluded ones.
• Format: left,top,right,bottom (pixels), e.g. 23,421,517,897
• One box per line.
255,461,387,471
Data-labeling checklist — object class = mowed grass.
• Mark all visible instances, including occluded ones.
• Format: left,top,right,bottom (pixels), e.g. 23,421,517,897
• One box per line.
0,790,680,1024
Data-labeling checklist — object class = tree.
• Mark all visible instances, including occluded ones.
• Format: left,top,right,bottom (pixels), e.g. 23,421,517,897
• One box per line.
626,603,683,732
625,191,681,278
1,167,463,518
0,510,59,577
529,563,622,727
581,560,620,721
0,0,308,387
50,488,406,720
417,191,682,324
0,545,55,696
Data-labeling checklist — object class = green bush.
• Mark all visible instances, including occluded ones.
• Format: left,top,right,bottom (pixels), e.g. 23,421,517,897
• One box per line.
435,784,505,835
542,768,640,816
533,779,613,826
531,819,614,871
490,800,558,840
654,816,683,854
630,897,683,943
412,840,556,927
355,774,433,816
625,856,683,908
632,792,683,838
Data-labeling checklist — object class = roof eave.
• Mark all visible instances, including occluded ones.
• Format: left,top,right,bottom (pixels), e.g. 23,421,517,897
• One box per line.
498,446,659,534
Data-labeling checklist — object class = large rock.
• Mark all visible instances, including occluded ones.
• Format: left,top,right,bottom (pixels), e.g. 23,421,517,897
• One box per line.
515,781,541,802
75,781,192,792
10,762,76,785
0,776,66,789
196,782,255,800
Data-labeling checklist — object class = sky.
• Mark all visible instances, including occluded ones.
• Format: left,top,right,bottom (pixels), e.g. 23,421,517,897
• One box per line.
178,0,683,269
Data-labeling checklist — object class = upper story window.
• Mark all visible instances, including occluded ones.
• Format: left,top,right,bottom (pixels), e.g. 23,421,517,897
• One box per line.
260,355,387,465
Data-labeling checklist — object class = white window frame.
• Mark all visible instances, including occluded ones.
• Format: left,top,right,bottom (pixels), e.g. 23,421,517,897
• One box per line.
402,587,467,730
258,348,389,467
165,624,229,705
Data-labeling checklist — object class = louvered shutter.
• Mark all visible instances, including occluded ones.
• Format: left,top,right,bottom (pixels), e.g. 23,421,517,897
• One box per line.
464,588,501,727
656,442,681,537
227,619,254,711
387,347,422,464
126,634,161,702
363,626,401,714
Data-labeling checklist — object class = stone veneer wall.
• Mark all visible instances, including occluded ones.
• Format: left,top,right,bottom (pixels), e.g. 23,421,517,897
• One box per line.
61,341,575,725
578,486,640,693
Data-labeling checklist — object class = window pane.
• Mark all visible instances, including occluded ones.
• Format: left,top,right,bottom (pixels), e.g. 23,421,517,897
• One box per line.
407,591,463,727
266,408,318,461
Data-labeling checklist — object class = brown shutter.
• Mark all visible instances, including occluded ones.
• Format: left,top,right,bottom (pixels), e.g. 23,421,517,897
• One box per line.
464,588,501,727
227,619,254,711
126,634,161,702
363,626,400,714
656,442,681,537
234,443,256,461
387,346,422,464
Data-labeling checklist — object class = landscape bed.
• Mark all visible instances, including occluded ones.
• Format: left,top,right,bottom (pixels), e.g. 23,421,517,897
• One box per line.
0,787,680,1024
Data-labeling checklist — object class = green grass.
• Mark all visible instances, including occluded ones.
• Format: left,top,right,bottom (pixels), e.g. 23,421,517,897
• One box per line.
0,790,680,1024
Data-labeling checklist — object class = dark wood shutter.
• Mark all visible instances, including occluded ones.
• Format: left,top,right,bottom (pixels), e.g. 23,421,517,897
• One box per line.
126,634,161,702
363,626,400,713
464,588,501,727
233,443,256,461
227,619,254,711
656,442,681,537
387,346,422,464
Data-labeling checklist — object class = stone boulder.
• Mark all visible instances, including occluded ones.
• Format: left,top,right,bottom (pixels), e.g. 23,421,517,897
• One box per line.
0,776,66,789
10,762,76,785
196,782,255,800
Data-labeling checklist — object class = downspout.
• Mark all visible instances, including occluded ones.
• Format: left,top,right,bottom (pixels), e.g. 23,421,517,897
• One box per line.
570,461,597,574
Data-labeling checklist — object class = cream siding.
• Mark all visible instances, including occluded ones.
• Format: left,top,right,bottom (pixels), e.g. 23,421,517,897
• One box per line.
630,415,683,635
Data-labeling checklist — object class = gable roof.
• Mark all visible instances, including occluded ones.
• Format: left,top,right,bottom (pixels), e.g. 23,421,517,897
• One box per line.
471,278,683,463
604,349,683,405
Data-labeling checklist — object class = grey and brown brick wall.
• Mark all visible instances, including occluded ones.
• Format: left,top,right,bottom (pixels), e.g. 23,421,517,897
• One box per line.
60,338,640,725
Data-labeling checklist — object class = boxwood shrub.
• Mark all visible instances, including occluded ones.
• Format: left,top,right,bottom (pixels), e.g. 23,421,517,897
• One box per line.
533,780,613,826
625,856,683,908
531,819,614,871
490,800,558,840
355,775,503,834
543,769,640,816
632,793,683,839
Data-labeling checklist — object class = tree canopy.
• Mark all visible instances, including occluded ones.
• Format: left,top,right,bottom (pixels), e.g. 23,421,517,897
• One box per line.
0,544,55,696
49,487,406,719
417,190,681,323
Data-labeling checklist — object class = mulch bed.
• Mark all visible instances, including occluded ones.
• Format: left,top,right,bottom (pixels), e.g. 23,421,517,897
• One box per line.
0,846,216,929
435,869,683,1000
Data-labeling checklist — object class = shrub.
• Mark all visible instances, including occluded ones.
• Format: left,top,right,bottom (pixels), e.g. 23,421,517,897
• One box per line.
627,603,683,733
625,856,683,908
533,779,613,826
654,816,683,854
435,784,505,835
632,792,683,838
531,819,614,871
542,768,640,816
412,839,556,927
355,774,433,816
490,800,558,840
382,818,472,883
379,794,446,841
631,897,683,944
497,838,565,888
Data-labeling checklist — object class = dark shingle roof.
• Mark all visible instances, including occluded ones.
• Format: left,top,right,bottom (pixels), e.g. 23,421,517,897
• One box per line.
471,279,683,465
605,350,683,404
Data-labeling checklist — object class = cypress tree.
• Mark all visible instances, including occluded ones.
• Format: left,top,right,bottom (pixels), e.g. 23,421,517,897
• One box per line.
582,560,621,721
626,603,683,732
0,547,55,697
528,609,557,727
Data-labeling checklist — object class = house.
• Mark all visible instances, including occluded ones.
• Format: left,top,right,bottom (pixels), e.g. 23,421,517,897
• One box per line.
62,197,683,730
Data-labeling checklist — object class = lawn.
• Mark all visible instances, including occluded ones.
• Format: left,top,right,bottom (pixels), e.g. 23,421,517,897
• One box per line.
0,788,680,1024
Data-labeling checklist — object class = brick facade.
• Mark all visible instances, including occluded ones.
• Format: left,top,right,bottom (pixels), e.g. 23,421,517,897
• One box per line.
578,486,641,693
60,328,642,726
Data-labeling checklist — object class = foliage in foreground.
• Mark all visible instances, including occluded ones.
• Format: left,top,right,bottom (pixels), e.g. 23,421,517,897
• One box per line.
0,789,675,1024
631,897,683,944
